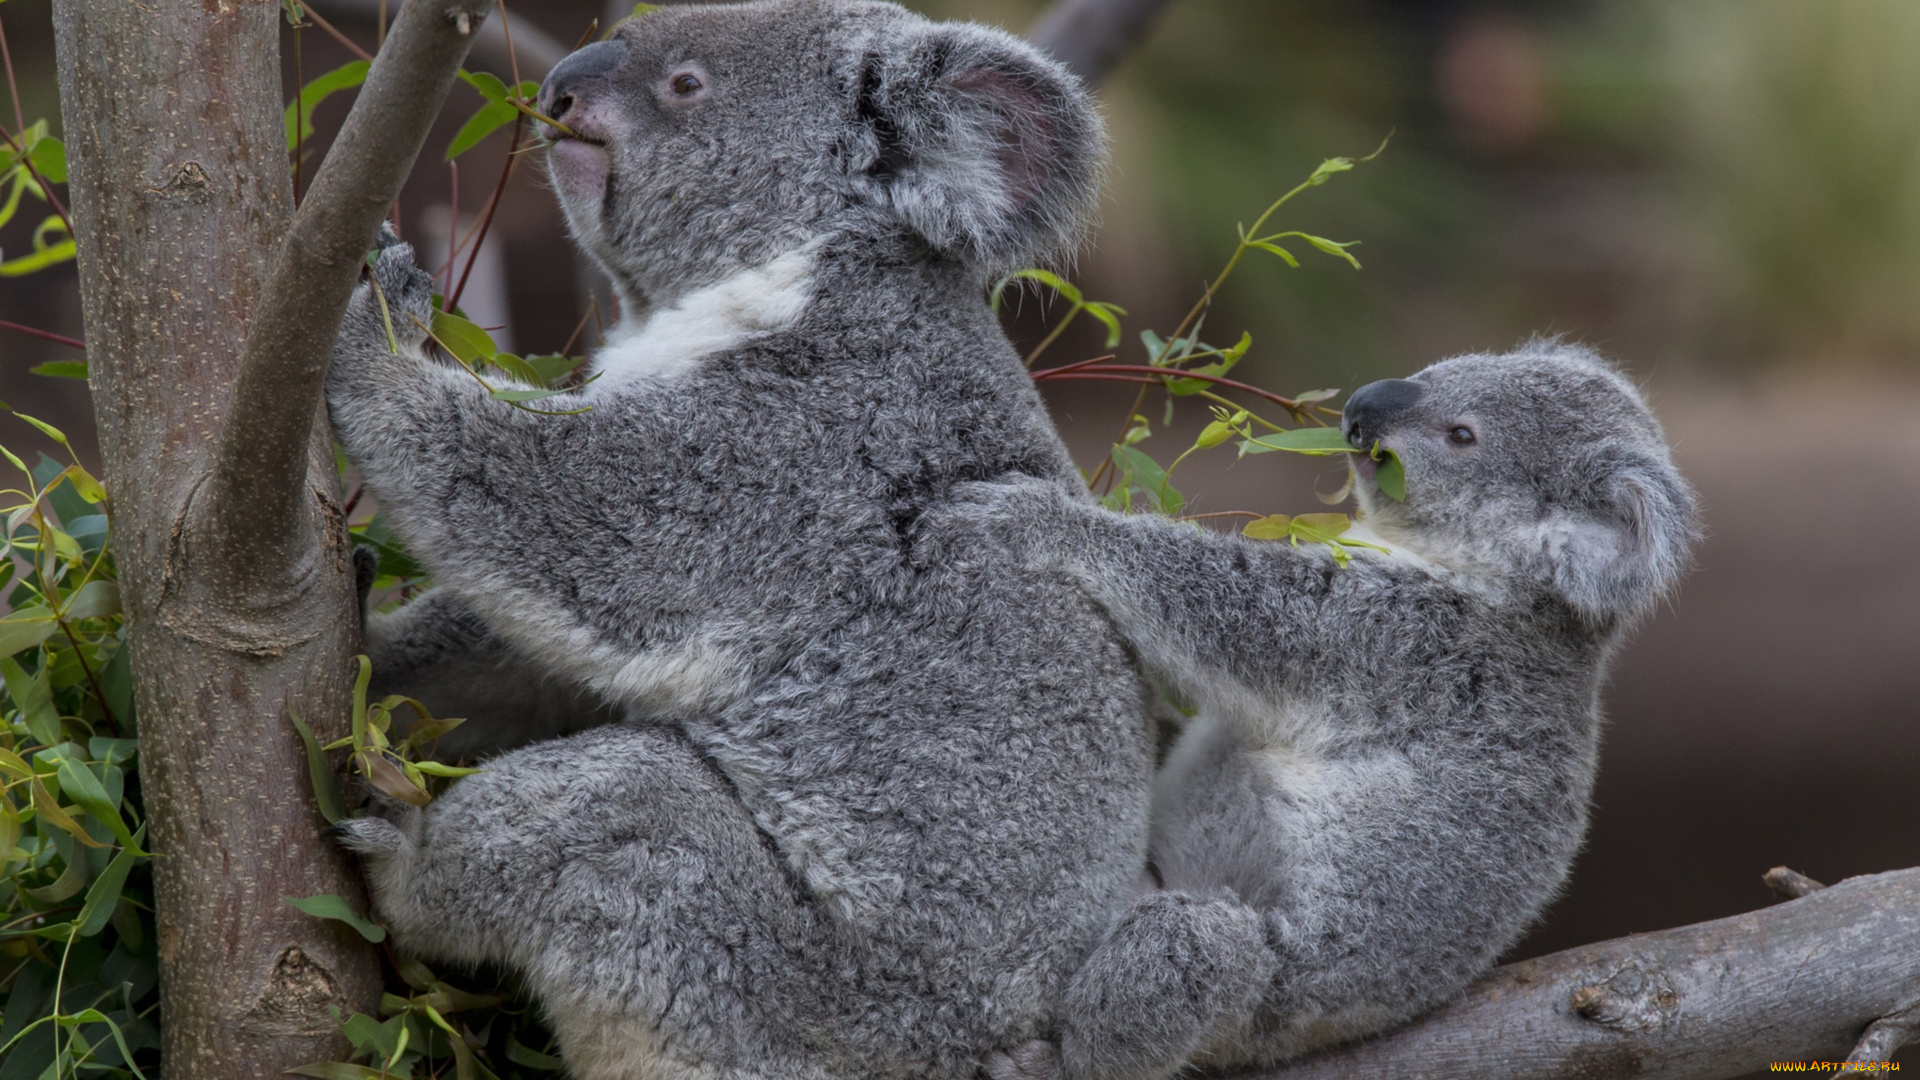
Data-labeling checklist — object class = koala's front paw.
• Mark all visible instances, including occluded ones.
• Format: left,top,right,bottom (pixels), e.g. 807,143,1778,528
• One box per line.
338,225,437,359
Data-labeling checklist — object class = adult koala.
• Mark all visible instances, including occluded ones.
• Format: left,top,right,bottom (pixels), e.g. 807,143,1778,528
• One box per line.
325,3,1271,1078
952,342,1698,1067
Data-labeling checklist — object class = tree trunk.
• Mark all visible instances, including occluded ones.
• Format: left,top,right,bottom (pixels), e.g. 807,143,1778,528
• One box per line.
48,0,380,1075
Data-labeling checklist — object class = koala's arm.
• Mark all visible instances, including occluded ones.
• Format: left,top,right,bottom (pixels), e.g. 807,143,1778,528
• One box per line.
966,479,1367,710
327,240,603,568
365,589,623,759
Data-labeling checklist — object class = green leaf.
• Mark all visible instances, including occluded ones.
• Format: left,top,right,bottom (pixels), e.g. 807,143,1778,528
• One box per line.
630,2,664,14
1110,444,1183,517
990,267,1079,311
458,70,511,103
485,352,546,386
1308,156,1355,185
0,235,75,276
524,353,588,385
1239,426,1355,456
429,309,498,365
1301,234,1362,269
283,60,372,151
57,757,140,850
488,386,575,403
1242,514,1292,541
445,99,518,161
1288,513,1353,540
287,1065,393,1080
26,136,66,184
1371,444,1407,502
288,711,347,825
409,760,484,779
76,825,145,936
60,580,119,620
1246,239,1300,267
507,1037,566,1070
22,849,89,902
2,654,60,743
29,361,87,380
1194,419,1236,450
286,893,388,943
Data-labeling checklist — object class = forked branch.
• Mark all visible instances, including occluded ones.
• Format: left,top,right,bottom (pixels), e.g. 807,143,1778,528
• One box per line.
205,0,490,582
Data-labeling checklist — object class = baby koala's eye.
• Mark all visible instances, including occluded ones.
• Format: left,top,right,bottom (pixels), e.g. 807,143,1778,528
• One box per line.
1447,426,1477,446
670,72,704,96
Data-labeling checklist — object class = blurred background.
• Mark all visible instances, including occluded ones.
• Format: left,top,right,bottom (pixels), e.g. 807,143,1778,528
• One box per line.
3,0,1917,1051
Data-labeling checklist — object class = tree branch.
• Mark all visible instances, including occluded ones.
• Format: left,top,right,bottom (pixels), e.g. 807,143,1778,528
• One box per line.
1029,0,1181,85
1231,867,1920,1080
205,0,490,584
309,0,567,77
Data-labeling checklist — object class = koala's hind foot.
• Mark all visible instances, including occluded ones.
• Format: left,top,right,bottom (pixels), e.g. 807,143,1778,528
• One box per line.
1058,891,1276,1080
325,815,407,859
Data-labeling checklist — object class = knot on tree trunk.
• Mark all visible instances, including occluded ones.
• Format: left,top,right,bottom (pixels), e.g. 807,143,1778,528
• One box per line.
244,945,344,1036
1569,963,1679,1033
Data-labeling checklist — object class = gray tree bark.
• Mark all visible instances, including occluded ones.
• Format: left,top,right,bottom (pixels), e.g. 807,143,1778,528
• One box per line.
48,0,486,1074
1241,868,1920,1079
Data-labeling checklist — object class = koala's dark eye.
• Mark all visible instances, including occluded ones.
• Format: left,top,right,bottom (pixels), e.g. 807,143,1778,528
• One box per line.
1448,426,1477,446
670,72,704,96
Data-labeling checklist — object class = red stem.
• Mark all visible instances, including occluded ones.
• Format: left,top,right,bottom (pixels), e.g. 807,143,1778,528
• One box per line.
0,12,26,135
0,318,84,350
445,160,459,297
447,118,523,312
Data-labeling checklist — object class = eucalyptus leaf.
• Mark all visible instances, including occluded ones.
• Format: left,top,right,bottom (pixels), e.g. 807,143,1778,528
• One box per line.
286,893,388,943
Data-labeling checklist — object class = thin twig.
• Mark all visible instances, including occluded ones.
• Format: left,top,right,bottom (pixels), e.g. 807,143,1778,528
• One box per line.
0,319,84,350
447,116,522,311
0,124,74,238
298,2,375,62
497,0,521,91
0,11,26,136
1033,363,1306,413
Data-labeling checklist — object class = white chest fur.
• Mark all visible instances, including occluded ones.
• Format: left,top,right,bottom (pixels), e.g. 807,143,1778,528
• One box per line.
590,246,818,391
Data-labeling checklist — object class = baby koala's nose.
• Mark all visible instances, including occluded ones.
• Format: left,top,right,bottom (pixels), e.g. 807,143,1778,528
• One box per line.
539,39,627,132
1343,378,1424,449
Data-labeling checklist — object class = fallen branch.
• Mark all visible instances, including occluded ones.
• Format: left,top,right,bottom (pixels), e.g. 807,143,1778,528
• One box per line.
1236,867,1920,1080
1029,0,1181,84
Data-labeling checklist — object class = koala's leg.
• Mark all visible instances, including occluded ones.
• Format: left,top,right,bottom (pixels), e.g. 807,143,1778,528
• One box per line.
365,588,622,758
1052,890,1275,1080
331,723,818,1080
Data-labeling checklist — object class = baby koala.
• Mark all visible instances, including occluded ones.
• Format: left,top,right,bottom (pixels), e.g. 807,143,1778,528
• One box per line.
957,340,1698,1067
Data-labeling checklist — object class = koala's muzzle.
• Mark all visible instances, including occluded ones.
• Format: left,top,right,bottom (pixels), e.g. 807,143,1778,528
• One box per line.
1343,378,1424,449
540,40,627,135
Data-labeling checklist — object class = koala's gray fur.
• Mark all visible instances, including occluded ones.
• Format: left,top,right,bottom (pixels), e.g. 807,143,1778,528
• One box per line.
326,3,1271,1078
950,341,1698,1067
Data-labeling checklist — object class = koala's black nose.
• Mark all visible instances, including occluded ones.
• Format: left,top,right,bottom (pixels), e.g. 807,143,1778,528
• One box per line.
540,40,627,126
1343,378,1424,449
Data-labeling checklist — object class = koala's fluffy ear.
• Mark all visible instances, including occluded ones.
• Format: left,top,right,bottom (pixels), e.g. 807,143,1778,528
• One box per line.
848,21,1106,272
1542,462,1699,622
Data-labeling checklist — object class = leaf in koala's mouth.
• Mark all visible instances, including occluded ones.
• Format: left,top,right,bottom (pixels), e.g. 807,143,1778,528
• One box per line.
1369,443,1407,502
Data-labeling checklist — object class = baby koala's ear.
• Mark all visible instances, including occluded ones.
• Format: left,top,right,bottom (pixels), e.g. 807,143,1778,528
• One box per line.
1543,462,1699,621
848,20,1106,273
